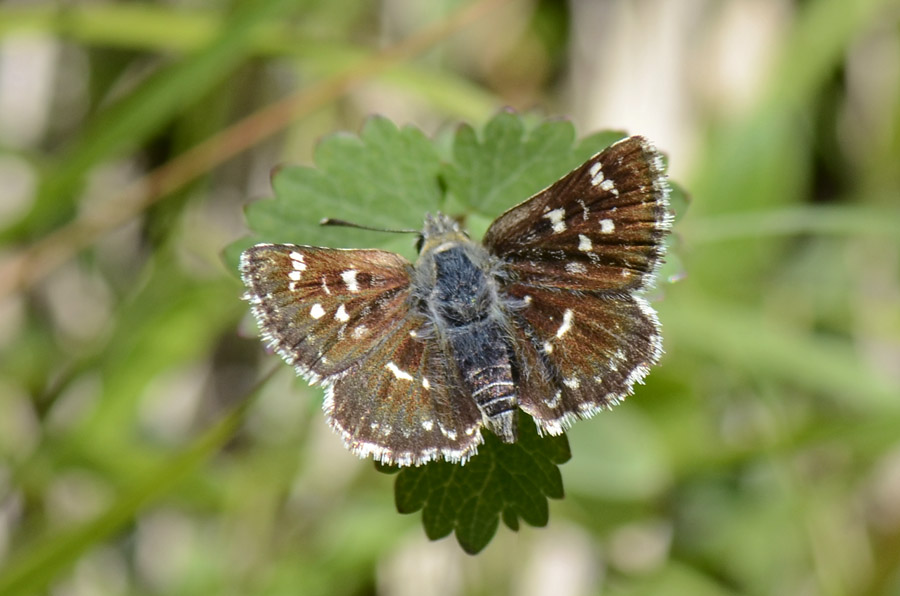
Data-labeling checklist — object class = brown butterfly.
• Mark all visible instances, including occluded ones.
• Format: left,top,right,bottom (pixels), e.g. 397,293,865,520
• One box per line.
241,136,671,466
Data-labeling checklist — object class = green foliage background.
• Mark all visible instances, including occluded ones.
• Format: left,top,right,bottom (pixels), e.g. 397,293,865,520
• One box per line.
1,0,899,594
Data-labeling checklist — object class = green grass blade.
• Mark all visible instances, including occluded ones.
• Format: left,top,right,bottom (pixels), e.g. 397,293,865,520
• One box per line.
661,291,900,412
684,205,900,244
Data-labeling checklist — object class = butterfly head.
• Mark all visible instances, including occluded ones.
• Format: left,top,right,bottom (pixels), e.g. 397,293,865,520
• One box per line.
416,212,470,255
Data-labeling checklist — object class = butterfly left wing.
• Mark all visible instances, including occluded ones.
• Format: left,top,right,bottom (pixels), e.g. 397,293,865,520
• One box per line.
326,314,484,466
240,244,417,382
241,243,483,466
483,136,671,434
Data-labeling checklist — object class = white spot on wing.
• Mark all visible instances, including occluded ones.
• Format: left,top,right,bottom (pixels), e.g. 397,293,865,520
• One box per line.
310,303,325,319
422,377,431,390
543,341,553,354
566,262,587,274
385,361,414,381
341,269,359,293
422,419,434,431
289,251,307,271
289,270,302,281
578,234,592,252
334,304,349,322
600,219,615,234
589,163,604,186
352,325,368,339
600,179,615,192
563,377,580,389
556,309,573,338
543,208,566,233
545,390,562,408
438,423,457,441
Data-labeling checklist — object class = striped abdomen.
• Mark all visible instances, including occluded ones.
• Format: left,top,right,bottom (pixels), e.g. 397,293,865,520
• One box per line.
448,322,517,442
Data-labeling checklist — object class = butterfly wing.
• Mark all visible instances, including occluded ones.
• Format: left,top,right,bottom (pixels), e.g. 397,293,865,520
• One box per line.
483,136,671,434
241,244,415,382
505,288,663,434
240,244,482,465
326,315,483,466
484,135,671,292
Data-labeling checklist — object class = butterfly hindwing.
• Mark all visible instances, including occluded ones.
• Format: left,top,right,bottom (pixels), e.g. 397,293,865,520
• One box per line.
504,284,663,435
484,136,671,293
326,316,483,466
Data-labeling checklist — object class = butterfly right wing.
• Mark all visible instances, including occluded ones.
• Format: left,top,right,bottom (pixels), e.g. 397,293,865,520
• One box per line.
503,285,663,435
240,243,483,466
481,137,671,435
483,136,671,293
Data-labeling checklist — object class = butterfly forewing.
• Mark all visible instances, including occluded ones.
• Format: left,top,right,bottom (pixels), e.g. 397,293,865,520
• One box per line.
240,244,416,381
484,136,671,293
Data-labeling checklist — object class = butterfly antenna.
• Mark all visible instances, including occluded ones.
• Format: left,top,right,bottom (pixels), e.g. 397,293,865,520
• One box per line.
319,218,418,234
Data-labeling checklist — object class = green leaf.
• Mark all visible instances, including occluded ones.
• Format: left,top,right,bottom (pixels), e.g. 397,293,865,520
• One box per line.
389,413,570,554
442,111,625,217
574,129,628,161
240,116,442,262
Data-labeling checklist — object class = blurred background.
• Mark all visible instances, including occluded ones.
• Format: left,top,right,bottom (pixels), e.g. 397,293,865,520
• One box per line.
1,0,899,594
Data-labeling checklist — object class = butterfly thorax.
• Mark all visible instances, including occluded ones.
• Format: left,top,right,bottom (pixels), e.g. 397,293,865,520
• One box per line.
412,214,518,442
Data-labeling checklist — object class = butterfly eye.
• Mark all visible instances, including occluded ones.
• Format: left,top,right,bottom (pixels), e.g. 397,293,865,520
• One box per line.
415,234,425,253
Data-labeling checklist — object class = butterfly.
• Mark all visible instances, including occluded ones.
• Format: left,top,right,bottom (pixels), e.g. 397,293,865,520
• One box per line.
240,135,672,466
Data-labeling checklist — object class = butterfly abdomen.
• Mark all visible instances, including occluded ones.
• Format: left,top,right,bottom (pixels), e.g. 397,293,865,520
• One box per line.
427,243,518,442
448,324,517,442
